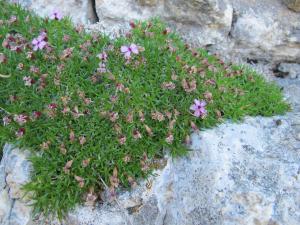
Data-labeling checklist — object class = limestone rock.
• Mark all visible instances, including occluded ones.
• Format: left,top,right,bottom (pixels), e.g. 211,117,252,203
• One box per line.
0,144,33,225
91,0,300,63
225,0,300,63
11,0,96,24
283,0,300,12
94,0,233,46
0,190,12,224
278,63,300,79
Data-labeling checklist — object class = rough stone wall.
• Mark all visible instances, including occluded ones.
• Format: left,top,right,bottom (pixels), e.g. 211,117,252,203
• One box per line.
11,0,97,24
12,0,300,63
0,145,32,225
92,0,300,64
283,0,300,11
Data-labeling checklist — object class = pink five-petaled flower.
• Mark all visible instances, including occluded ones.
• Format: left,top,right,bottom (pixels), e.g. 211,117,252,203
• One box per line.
14,114,29,125
50,10,63,20
97,52,108,62
48,103,57,110
32,32,47,51
97,63,107,73
118,135,126,145
23,76,35,86
120,44,139,59
190,99,207,118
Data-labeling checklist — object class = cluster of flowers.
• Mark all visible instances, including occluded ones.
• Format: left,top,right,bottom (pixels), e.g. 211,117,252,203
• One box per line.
2,33,28,53
97,51,108,73
2,111,42,138
0,16,218,202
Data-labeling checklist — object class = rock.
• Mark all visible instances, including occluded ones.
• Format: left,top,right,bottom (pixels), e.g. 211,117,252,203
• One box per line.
223,0,300,63
9,201,32,225
295,132,300,140
4,145,32,199
9,0,300,63
94,0,233,46
137,0,158,6
0,190,12,224
0,144,33,225
91,0,300,64
283,0,300,12
277,63,300,79
11,0,96,24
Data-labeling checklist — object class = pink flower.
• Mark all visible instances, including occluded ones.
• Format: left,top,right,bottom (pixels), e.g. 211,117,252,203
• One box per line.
23,76,35,86
133,130,142,140
14,114,29,125
120,44,139,59
109,112,119,122
0,53,7,64
63,35,70,42
16,128,25,138
190,99,207,118
79,136,87,145
118,135,126,145
50,10,63,20
97,63,107,73
32,111,42,120
32,32,47,51
3,116,11,126
48,103,57,110
165,133,174,144
97,52,108,62
116,83,124,92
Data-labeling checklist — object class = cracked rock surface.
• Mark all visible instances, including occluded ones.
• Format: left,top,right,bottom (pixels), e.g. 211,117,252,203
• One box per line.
9,0,97,24
0,145,32,225
88,0,300,63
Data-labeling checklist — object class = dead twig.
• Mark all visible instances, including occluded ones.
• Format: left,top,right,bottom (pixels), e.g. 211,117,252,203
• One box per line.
0,74,11,78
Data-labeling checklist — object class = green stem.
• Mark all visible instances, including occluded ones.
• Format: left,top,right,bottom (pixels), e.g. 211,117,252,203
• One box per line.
0,107,11,115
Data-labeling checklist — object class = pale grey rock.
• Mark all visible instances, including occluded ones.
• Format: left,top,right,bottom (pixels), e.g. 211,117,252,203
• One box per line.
11,0,96,24
278,63,300,79
0,144,33,225
283,0,300,12
4,146,31,199
92,0,300,64
9,201,32,225
94,0,233,46
222,0,300,63
0,190,12,224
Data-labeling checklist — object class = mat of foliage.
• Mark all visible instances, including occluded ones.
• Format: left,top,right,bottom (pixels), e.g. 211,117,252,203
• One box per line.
0,1,289,218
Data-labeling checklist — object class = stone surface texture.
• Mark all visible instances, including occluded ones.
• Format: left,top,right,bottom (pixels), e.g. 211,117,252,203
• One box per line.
0,144,32,225
89,0,300,63
283,0,300,11
11,0,96,24
1,0,300,224
95,0,233,48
